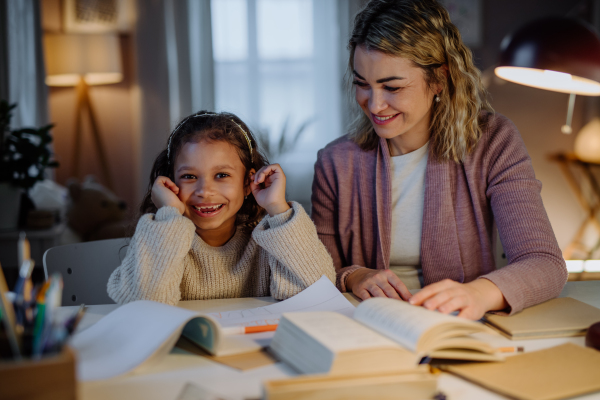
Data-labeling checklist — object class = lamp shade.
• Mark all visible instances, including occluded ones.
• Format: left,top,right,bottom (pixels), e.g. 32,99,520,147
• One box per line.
44,33,123,86
495,17,600,95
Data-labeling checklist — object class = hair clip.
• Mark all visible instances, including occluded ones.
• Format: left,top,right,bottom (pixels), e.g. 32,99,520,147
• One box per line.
167,113,256,165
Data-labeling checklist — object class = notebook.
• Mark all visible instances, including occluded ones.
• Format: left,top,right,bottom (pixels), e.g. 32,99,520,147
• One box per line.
484,297,600,339
444,343,600,400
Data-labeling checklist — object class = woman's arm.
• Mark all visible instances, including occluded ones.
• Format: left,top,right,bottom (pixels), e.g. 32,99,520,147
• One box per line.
411,116,567,318
311,149,411,300
107,206,196,305
252,201,336,299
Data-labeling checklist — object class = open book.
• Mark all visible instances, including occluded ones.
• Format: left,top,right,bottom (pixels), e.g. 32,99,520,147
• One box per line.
70,276,355,381
269,297,501,375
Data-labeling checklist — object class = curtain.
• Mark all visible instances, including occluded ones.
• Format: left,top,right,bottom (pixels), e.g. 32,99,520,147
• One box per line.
0,0,48,128
134,0,215,198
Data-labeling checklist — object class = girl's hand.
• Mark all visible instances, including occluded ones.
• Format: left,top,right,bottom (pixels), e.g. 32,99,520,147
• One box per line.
408,279,508,320
346,268,412,301
151,176,185,215
250,164,290,217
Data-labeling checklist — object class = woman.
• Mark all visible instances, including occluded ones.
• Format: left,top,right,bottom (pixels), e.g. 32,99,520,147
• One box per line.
311,0,567,319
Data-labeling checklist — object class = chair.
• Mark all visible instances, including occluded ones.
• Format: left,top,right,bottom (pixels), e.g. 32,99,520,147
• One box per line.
43,238,129,306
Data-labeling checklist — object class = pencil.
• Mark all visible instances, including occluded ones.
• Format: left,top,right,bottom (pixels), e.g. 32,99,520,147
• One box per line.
221,324,279,335
496,346,524,353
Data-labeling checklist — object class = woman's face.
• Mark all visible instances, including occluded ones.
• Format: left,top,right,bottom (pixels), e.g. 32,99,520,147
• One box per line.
353,46,438,154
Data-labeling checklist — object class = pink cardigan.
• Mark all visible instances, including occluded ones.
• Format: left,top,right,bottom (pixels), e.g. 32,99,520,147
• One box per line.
311,112,567,314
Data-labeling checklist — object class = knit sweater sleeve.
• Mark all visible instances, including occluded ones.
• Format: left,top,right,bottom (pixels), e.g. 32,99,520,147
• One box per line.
479,116,567,314
107,206,196,305
252,201,336,300
311,148,365,291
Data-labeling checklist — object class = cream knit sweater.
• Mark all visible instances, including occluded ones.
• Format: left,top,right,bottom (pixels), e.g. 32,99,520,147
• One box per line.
107,201,335,305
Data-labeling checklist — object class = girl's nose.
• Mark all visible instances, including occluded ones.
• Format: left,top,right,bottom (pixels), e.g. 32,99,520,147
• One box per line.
194,178,214,197
369,90,388,114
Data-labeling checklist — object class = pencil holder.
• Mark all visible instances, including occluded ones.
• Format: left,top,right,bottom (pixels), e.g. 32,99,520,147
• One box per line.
0,346,76,400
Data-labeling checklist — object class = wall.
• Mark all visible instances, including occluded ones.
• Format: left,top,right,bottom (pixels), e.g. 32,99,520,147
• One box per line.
469,0,595,253
41,0,139,213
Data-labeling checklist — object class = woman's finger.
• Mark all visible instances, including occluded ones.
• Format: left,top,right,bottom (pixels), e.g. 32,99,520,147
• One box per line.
436,295,467,315
386,272,412,301
365,284,387,298
409,279,454,306
353,287,372,301
377,280,402,300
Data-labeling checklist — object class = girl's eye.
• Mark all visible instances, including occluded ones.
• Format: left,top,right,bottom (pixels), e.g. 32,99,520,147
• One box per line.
352,80,369,88
216,173,229,179
181,174,196,180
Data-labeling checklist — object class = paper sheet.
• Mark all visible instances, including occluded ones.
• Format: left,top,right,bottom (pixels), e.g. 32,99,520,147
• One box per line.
68,276,353,381
207,276,355,327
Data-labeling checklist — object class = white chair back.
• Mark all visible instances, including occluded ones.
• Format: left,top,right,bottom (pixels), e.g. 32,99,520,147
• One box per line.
43,238,129,305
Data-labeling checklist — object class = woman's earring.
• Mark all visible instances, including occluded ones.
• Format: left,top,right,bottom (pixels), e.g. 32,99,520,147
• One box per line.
244,195,248,200
435,95,440,103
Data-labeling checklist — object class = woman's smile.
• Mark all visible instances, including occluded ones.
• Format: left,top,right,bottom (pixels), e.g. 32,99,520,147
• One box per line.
372,112,401,125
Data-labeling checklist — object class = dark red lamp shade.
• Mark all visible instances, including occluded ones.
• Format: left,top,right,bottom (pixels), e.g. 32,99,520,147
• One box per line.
495,17,600,96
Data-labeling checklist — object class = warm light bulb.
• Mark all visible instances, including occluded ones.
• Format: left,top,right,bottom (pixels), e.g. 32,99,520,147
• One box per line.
495,66,600,95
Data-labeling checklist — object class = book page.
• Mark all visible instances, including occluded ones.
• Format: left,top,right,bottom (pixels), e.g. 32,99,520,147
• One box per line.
353,297,472,352
69,300,211,381
283,312,400,353
207,276,355,328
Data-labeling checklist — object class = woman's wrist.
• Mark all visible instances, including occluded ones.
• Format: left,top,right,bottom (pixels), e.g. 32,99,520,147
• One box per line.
467,279,508,313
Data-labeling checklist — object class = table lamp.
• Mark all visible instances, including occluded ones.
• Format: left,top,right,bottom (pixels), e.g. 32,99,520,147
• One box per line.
43,33,123,190
495,17,600,134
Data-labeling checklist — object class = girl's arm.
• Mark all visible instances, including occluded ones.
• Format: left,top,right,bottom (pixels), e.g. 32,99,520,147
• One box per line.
107,177,196,305
252,201,336,299
250,164,336,299
107,206,196,305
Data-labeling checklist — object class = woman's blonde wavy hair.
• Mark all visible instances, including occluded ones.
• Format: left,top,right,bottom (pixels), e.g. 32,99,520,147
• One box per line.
348,0,491,162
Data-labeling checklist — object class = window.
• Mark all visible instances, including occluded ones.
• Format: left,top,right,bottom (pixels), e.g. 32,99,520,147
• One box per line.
212,0,342,210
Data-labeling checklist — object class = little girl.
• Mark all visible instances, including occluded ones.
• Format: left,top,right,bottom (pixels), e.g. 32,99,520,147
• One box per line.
107,111,335,305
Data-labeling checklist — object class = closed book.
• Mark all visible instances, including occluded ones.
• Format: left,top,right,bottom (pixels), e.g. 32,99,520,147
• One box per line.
484,297,600,339
444,343,600,400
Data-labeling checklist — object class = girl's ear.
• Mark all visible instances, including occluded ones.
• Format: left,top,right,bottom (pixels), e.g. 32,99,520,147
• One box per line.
246,168,256,196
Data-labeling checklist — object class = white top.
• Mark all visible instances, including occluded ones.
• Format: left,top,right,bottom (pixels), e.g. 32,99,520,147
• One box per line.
388,142,428,289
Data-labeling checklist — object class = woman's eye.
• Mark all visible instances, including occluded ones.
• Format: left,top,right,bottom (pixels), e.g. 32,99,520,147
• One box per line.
216,173,229,179
352,80,368,88
181,174,196,179
384,85,401,92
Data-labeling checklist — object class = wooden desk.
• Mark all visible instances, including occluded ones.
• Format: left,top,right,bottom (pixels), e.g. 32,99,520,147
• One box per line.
64,283,600,400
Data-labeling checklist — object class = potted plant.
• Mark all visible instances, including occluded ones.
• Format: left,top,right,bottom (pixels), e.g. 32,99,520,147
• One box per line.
0,100,59,230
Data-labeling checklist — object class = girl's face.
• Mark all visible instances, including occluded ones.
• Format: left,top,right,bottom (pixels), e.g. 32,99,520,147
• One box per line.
353,46,439,155
174,140,252,241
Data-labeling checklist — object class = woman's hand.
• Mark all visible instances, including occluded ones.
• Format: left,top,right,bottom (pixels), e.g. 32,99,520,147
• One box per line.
346,268,412,301
151,176,185,215
409,279,508,320
251,164,291,217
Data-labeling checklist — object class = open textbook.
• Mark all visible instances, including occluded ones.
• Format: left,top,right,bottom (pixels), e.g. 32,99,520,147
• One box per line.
270,297,502,375
69,276,355,381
